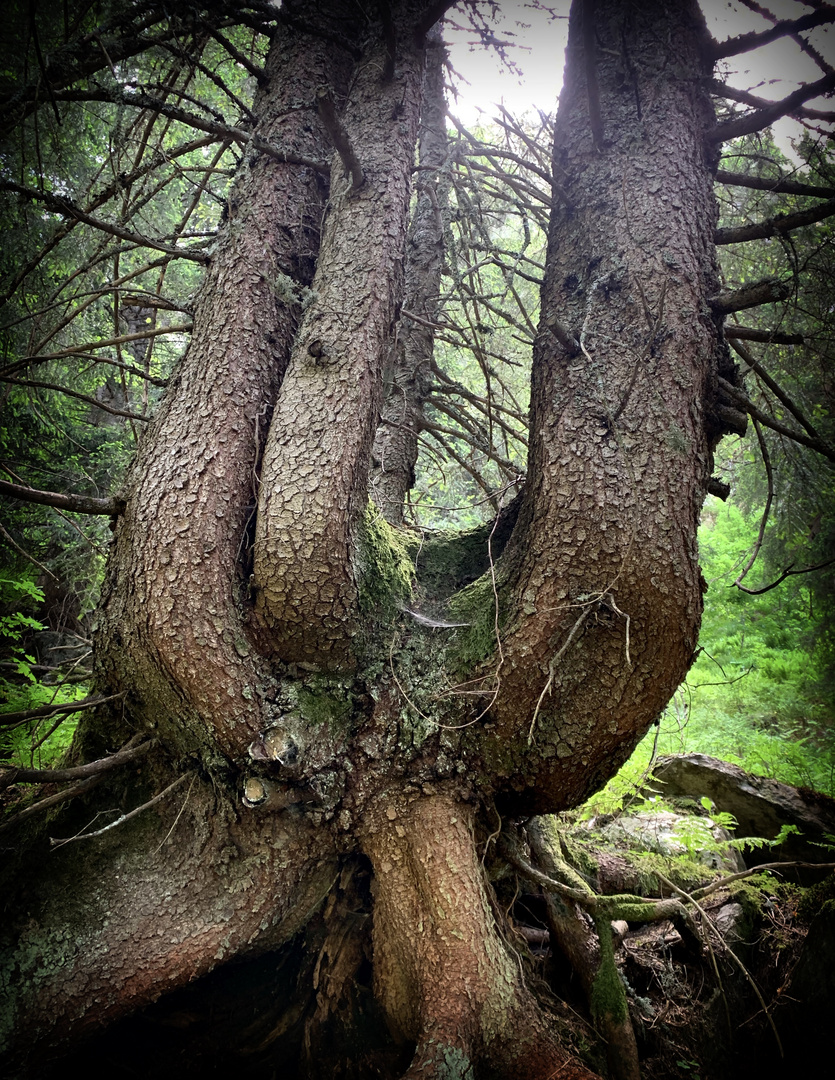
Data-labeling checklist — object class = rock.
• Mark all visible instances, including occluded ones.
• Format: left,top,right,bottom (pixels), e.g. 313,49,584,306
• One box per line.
649,754,835,879
594,810,746,872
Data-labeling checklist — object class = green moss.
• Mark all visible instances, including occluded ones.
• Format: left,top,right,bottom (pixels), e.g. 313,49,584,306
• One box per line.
355,502,414,616
447,570,506,670
297,681,354,734
590,915,629,1024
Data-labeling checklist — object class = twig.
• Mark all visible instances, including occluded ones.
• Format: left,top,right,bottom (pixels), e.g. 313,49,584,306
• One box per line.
50,772,191,847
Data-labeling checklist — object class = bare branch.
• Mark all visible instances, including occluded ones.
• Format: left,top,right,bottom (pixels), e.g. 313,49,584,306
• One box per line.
725,324,804,346
50,772,191,847
1,741,152,786
710,8,835,61
1,377,150,422
317,91,364,193
717,376,835,461
0,182,210,264
716,198,835,245
735,558,835,595
709,278,790,314
0,775,104,835
0,520,58,581
716,168,835,199
0,323,192,380
711,81,835,123
707,72,835,142
0,478,125,517
729,337,821,441
0,693,127,729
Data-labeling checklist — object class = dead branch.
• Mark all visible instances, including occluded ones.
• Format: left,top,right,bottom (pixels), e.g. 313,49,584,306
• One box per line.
0,775,104,836
0,323,191,380
716,198,835,245
0,738,152,788
716,168,835,199
1,182,210,263
708,72,835,142
725,324,803,346
710,9,835,61
729,338,821,441
1,377,150,422
716,376,835,461
317,91,364,193
709,278,790,314
50,772,192,847
0,520,58,582
0,478,125,517
0,693,128,730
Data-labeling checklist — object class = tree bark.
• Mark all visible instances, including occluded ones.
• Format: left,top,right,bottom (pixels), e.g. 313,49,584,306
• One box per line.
457,0,723,815
94,2,352,758
370,29,449,525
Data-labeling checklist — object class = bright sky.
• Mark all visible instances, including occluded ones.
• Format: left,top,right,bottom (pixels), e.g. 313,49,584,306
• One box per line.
445,0,834,157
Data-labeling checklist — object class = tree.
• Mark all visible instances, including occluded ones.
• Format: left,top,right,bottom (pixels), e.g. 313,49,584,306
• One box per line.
1,1,834,1077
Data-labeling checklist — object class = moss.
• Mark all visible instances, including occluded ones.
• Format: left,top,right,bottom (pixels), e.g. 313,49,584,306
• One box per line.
446,570,506,671
355,502,414,617
590,915,629,1024
297,681,354,735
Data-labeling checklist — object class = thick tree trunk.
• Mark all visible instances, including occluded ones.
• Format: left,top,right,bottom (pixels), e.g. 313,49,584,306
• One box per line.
458,0,723,814
93,2,352,758
1,1,734,1076
252,1,430,668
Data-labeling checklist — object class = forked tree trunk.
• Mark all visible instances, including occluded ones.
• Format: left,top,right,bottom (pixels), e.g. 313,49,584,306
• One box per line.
1,1,730,1077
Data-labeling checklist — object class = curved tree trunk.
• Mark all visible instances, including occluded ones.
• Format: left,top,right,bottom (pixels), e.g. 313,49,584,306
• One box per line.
1,1,735,1077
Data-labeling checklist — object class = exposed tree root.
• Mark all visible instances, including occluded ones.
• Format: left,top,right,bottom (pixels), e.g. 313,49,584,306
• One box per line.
360,793,599,1079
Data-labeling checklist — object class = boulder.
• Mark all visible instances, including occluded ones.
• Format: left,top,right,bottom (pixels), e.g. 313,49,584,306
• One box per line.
649,754,835,878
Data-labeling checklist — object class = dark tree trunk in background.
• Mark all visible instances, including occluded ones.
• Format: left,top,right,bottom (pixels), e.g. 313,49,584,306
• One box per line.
0,1,735,1077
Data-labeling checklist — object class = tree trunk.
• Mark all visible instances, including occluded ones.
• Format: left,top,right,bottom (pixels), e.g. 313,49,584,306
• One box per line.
1,1,733,1076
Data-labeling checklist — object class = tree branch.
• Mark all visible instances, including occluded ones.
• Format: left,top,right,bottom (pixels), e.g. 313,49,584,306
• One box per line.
729,337,821,440
0,739,152,786
317,91,364,193
0,181,210,263
716,198,835,245
711,81,835,123
0,323,192,380
716,376,835,461
716,168,835,199
707,72,835,142
0,478,125,517
710,9,835,61
709,278,790,314
0,692,127,729
0,377,150,422
725,324,803,346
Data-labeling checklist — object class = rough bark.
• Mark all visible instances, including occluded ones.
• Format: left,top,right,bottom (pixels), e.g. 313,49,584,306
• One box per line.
94,3,351,758
252,1,432,669
0,1,742,1076
0,764,338,1075
360,794,596,1080
370,30,449,525
457,0,722,814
